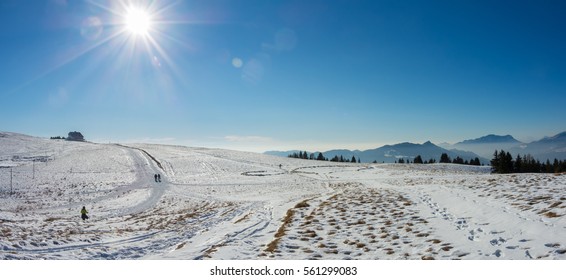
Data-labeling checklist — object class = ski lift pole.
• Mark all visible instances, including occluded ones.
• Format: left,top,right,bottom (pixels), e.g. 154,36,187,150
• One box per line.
10,167,13,195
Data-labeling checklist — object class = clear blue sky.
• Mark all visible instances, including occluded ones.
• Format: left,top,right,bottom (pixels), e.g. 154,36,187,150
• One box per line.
1,0,565,152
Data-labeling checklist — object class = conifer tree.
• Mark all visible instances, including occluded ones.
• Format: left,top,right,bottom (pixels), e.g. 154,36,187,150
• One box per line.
517,155,523,172
440,153,451,163
490,150,499,172
414,155,423,164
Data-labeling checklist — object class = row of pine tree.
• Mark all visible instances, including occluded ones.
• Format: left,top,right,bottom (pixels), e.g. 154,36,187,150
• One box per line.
288,151,481,165
490,150,566,174
287,150,566,174
398,153,482,165
288,151,362,163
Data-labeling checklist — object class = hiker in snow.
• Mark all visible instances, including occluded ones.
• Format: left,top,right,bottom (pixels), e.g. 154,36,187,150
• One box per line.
154,174,158,182
157,174,161,182
81,206,89,221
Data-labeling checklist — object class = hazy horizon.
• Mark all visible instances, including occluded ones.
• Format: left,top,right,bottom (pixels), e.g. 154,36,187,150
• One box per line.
1,0,565,153
3,129,564,155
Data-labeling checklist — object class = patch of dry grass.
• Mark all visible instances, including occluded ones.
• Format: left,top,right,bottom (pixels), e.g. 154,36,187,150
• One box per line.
266,208,296,253
175,242,186,250
295,201,310,208
544,211,561,218
234,212,252,224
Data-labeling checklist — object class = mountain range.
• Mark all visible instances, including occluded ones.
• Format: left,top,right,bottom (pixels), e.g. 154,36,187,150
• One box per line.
266,141,488,164
266,131,566,164
440,134,524,159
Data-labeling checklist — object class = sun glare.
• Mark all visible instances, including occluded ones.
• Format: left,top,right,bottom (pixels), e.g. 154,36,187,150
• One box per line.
124,7,152,36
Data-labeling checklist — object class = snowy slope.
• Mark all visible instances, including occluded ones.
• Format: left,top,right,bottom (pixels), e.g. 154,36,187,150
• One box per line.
1,132,565,260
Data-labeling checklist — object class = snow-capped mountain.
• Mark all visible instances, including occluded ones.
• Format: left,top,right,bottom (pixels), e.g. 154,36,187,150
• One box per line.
267,141,486,164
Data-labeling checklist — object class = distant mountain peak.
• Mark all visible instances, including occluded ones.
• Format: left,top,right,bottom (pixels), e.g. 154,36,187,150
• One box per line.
545,131,566,140
458,134,521,145
532,131,566,144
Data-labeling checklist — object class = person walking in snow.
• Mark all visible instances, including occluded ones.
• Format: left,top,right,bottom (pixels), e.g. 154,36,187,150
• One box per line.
81,206,89,221
154,174,158,182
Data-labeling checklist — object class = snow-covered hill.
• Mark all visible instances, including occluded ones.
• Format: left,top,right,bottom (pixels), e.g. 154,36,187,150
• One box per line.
1,132,565,260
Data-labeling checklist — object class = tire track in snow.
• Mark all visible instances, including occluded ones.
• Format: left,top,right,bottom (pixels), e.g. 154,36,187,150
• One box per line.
115,144,164,171
109,145,169,217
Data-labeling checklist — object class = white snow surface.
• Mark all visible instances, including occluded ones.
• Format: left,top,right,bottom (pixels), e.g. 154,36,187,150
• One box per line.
1,132,565,260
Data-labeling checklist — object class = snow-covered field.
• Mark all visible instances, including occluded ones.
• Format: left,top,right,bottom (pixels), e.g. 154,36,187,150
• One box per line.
1,132,565,260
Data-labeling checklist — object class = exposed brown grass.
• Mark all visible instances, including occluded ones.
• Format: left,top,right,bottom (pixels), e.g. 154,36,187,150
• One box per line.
303,248,314,254
234,212,252,224
276,209,294,238
1,228,12,237
549,201,563,208
441,246,453,251
384,248,394,255
175,242,186,250
544,211,561,218
295,201,310,208
203,243,225,258
266,208,296,253
304,230,317,238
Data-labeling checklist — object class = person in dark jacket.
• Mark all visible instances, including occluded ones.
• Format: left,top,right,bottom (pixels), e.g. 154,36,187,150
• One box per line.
154,174,158,182
81,206,89,221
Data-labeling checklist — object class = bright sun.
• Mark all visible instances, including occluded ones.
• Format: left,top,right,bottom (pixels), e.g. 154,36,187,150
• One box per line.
124,7,152,36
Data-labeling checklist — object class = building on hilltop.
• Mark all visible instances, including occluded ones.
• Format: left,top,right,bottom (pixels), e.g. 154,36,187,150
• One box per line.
67,131,85,141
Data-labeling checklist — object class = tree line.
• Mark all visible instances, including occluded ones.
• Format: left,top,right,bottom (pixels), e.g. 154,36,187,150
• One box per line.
288,151,481,165
287,149,566,174
288,151,327,161
490,150,566,174
50,131,85,141
288,151,362,163
396,153,481,165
